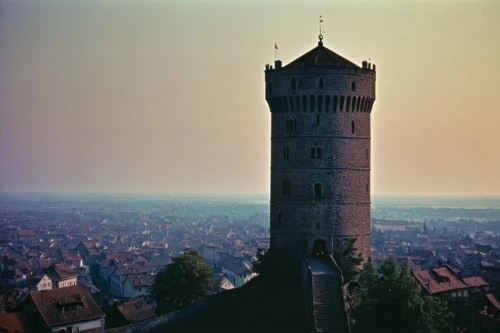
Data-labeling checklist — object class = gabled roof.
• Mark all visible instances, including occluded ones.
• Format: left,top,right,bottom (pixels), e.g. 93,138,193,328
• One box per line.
285,40,359,69
30,285,105,327
413,266,470,295
116,298,155,323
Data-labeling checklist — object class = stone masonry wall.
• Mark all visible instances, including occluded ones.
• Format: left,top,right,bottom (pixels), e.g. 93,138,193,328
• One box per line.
265,64,375,262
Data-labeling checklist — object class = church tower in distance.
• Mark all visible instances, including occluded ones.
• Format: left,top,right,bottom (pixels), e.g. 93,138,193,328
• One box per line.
265,34,376,262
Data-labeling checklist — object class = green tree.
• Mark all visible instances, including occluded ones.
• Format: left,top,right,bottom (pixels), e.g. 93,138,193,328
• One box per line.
252,248,270,275
148,249,217,314
350,258,453,333
333,238,364,288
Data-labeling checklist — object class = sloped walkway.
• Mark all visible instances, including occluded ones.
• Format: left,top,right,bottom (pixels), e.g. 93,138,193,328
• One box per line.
309,258,349,333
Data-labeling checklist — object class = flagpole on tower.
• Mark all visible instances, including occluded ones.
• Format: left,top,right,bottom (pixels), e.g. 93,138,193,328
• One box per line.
319,15,324,45
274,42,278,61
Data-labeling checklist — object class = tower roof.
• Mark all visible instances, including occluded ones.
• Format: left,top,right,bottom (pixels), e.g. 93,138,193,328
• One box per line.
284,40,359,69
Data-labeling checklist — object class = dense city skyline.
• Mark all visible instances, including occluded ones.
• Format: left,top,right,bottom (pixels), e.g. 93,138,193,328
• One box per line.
1,0,499,195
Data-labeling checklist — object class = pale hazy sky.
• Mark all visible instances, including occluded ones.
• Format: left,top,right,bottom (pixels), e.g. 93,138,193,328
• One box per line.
1,0,499,195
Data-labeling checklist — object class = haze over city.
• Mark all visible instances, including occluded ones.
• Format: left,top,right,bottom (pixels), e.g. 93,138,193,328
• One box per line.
1,0,499,195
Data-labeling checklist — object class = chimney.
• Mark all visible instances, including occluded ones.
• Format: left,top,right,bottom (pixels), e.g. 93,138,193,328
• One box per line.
275,60,282,69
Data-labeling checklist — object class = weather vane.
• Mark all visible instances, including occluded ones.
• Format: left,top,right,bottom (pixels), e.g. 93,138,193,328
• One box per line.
319,15,324,42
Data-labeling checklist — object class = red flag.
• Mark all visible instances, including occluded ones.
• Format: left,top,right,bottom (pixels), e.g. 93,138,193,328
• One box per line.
275,43,278,50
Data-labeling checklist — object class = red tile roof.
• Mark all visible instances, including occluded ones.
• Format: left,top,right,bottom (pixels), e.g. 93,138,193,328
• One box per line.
413,266,470,295
116,298,155,323
30,285,105,327
486,294,500,310
0,312,34,333
463,276,489,287
18,230,36,236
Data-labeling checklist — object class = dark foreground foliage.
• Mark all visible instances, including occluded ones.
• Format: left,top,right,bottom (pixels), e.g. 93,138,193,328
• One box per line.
350,258,454,333
148,249,217,314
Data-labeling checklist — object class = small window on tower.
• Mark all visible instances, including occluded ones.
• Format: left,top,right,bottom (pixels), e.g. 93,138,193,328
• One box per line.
316,223,320,230
283,146,290,160
282,179,291,196
316,114,320,125
310,147,316,159
314,183,323,198
351,120,355,134
366,148,369,159
317,148,322,159
319,77,324,89
291,78,297,90
366,183,369,192
351,82,356,91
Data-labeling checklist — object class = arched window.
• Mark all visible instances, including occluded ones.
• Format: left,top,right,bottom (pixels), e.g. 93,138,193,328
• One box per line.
351,120,356,134
310,147,316,159
319,77,324,89
291,78,297,90
346,96,351,111
317,148,322,159
282,179,291,196
316,114,320,125
314,183,323,198
351,82,356,91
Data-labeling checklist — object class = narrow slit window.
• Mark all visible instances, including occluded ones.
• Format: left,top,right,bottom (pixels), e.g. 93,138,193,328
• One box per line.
316,114,320,125
314,183,323,198
317,148,322,159
282,179,291,196
310,147,316,159
351,120,355,134
351,82,356,91
316,223,320,230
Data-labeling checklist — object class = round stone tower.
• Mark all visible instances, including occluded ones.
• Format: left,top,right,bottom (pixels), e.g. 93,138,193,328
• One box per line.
265,36,376,262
